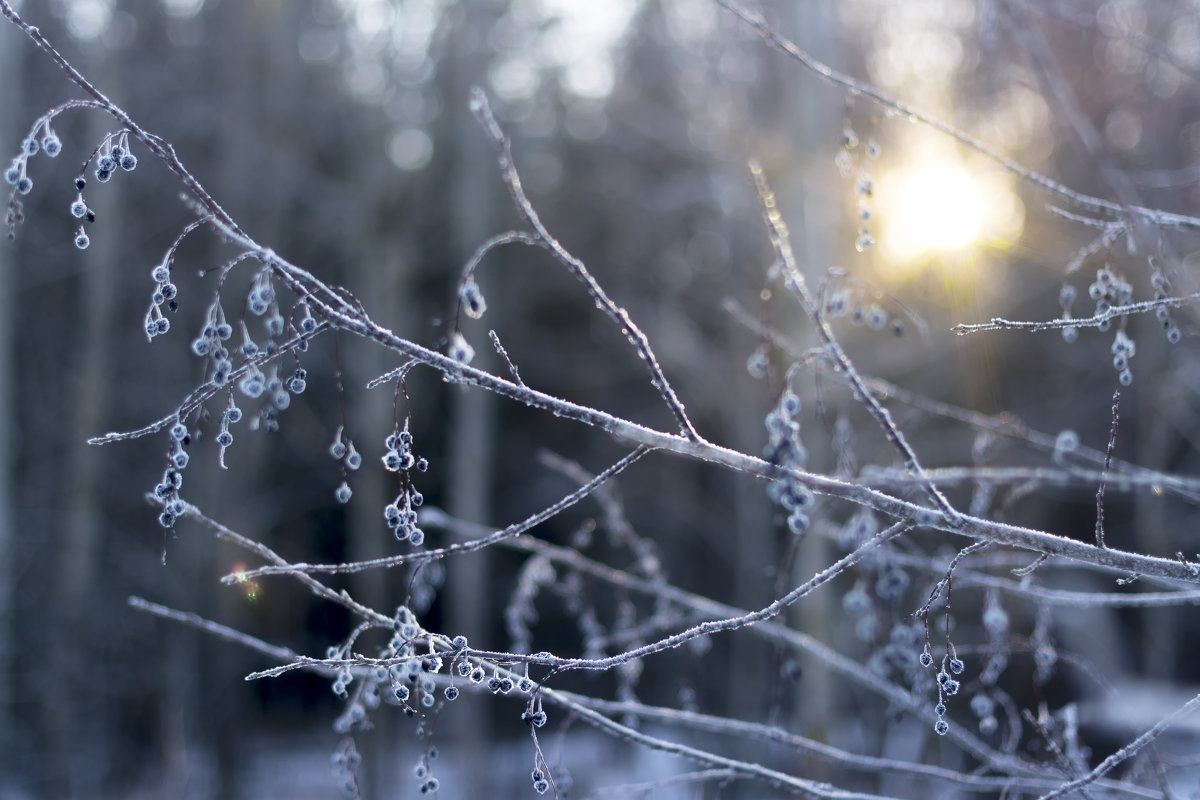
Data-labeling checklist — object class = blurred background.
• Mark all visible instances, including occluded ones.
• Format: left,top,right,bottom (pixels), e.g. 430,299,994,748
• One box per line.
3,0,1200,797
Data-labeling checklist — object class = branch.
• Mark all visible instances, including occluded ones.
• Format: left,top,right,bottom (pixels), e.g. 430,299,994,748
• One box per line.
1035,691,1200,800
952,293,1200,335
714,0,1200,231
467,89,701,442
750,160,960,522
224,446,652,581
128,596,307,668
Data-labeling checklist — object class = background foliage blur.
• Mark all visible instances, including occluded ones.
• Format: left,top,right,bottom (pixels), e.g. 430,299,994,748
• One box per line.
3,0,1200,797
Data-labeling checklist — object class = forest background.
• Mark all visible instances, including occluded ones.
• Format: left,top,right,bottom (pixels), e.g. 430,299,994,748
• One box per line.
4,0,1200,798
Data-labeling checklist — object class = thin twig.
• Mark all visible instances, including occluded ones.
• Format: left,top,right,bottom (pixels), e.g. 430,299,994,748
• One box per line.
714,0,1200,231
128,596,306,667
952,294,1200,335
489,329,523,386
1095,391,1121,549
467,88,701,442
749,160,961,525
1034,691,1200,800
226,446,652,581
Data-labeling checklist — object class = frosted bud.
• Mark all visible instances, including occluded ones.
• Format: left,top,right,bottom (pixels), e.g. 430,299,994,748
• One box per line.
834,149,854,177
1054,429,1079,454
448,332,474,364
1059,284,1076,308
460,279,487,319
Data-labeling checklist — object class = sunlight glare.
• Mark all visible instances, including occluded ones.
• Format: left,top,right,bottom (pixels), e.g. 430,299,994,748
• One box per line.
881,162,985,260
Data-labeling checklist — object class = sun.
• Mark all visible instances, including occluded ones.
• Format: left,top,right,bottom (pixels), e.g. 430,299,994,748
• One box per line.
879,161,987,261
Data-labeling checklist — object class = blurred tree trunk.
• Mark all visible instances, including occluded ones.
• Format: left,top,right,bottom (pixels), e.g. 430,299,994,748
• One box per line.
346,232,414,800
50,55,124,798
439,1,507,791
778,0,839,755
197,3,294,795
0,15,17,788
1137,334,1174,679
343,102,410,800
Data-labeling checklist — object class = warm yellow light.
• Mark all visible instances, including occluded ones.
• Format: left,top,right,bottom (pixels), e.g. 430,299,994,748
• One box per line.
880,163,986,261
